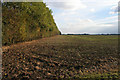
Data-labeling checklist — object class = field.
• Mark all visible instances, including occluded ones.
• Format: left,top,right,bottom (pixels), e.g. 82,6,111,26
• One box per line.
2,35,119,79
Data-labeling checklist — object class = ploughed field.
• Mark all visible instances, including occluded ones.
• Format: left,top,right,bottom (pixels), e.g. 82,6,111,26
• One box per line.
2,35,118,79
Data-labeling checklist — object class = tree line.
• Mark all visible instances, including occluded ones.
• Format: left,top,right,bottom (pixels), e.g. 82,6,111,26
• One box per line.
2,2,61,45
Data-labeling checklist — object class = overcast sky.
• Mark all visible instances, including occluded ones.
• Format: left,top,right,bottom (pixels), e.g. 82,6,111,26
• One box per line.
44,0,119,34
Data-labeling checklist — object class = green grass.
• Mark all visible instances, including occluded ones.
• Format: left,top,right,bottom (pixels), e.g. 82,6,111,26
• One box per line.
2,35,119,79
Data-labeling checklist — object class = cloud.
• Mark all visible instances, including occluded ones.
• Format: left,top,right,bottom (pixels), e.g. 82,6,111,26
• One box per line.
60,18,117,34
109,11,116,14
44,0,119,34
90,8,95,12
109,5,118,14
97,16,118,23
45,0,87,11
109,1,120,14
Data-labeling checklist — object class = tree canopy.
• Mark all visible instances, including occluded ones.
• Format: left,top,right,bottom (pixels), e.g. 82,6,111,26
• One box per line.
2,2,61,45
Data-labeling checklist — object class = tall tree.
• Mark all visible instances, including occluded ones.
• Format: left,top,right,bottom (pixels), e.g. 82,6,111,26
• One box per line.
2,2,61,45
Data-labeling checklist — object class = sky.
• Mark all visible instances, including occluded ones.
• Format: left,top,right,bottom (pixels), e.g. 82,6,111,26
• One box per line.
44,0,119,34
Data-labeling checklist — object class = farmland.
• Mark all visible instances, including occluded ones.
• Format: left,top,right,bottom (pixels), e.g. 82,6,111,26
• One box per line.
2,35,118,79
